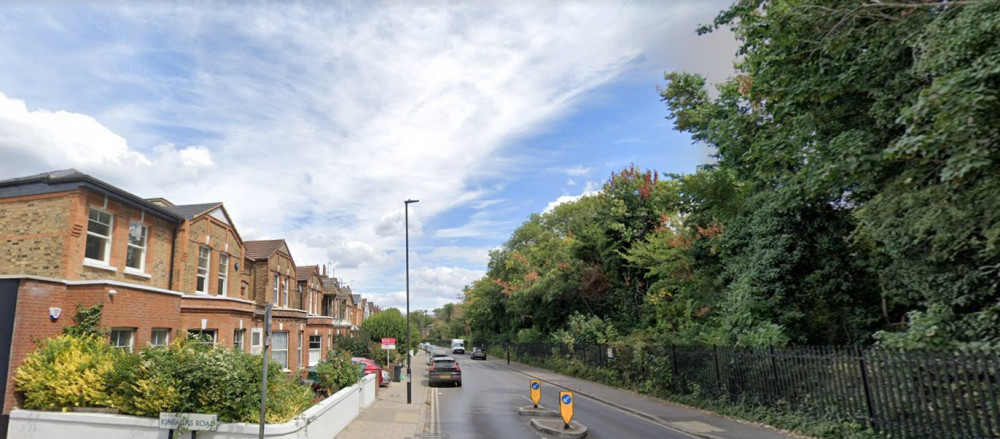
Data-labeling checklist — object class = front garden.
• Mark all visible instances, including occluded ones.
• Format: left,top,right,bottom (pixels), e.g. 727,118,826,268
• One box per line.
13,305,361,423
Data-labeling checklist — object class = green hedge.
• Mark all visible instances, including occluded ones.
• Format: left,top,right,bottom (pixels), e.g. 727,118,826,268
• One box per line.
16,334,314,423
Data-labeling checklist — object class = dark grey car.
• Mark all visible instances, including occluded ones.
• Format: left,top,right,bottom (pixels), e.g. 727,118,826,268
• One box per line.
428,357,462,387
427,349,449,365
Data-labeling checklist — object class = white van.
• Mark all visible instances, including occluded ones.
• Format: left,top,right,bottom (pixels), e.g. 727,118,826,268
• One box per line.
451,339,465,354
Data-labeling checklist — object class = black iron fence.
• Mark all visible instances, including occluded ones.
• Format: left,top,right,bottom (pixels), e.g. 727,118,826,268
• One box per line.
480,342,1000,438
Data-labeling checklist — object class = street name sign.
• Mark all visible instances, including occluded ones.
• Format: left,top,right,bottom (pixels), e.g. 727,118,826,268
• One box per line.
158,412,219,431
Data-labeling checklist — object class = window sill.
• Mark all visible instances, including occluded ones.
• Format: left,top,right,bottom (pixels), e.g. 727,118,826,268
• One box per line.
123,268,152,279
83,259,117,272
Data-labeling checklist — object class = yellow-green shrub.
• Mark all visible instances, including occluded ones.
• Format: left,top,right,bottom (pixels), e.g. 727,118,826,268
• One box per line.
14,334,116,410
264,373,313,423
17,333,315,423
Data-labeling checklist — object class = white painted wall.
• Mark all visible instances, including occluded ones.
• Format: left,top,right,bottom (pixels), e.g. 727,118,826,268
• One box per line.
8,374,377,439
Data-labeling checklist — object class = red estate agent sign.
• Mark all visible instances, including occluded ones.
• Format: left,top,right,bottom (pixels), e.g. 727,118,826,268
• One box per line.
381,337,396,349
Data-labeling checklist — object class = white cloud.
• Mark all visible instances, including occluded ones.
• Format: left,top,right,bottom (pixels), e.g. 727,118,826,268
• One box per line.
543,182,602,213
0,93,147,169
0,1,736,311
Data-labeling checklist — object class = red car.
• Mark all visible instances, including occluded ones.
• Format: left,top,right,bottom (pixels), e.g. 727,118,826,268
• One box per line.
351,357,383,387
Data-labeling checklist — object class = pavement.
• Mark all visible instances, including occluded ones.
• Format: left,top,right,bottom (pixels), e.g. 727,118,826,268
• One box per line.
334,351,429,439
334,349,809,439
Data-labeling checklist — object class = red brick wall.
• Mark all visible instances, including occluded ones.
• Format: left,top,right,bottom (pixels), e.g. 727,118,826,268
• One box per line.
306,316,335,365
4,278,183,415
179,296,256,350
70,190,176,288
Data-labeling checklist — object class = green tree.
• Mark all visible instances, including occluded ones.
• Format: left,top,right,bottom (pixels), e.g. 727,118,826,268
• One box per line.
359,308,421,355
661,0,1000,346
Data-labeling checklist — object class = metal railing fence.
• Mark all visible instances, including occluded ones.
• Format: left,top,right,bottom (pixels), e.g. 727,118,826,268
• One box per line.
479,342,1000,439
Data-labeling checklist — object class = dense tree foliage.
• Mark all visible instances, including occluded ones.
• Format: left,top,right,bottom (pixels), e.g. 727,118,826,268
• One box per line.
463,0,1000,348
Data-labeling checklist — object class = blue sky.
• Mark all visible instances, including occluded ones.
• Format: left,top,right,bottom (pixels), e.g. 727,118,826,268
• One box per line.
0,1,736,313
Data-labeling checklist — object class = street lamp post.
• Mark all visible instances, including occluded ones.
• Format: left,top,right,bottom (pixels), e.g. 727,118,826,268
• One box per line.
404,199,419,404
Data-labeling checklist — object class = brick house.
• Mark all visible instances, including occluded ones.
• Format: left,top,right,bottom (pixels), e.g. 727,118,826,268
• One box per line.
244,239,308,373
298,265,334,367
0,170,188,435
0,170,383,437
352,294,364,328
321,276,354,336
152,200,258,353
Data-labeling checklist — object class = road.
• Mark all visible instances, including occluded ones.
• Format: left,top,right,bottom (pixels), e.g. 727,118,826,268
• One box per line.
426,352,705,439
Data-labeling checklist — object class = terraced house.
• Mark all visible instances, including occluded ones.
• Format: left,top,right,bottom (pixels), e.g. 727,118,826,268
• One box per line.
0,169,381,438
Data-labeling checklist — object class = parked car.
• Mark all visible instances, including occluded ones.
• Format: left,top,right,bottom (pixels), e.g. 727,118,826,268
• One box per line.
428,356,462,387
470,347,486,360
427,349,449,365
351,357,383,387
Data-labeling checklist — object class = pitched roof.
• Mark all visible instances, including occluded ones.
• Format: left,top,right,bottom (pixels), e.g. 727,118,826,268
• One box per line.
162,202,223,220
0,169,183,223
296,265,318,282
244,239,285,260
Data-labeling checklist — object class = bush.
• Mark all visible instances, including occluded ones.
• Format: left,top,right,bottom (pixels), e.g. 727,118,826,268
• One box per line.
333,334,374,359
264,372,314,423
17,333,314,423
314,349,362,395
14,334,117,410
106,350,181,416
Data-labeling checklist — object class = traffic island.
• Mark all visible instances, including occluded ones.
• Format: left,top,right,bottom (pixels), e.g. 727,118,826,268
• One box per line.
517,405,559,417
529,419,588,438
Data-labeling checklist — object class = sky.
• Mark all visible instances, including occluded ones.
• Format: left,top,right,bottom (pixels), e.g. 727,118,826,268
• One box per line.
0,1,737,313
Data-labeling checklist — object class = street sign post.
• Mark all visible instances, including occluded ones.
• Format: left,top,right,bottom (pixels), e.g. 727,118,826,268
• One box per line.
530,379,541,408
559,391,574,429
381,337,396,365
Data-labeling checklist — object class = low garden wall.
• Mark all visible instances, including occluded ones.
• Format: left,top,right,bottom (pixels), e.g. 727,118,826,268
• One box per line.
7,374,377,439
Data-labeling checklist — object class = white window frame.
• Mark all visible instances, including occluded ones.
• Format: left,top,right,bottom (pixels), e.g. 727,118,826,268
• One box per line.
250,328,263,354
150,328,170,347
125,221,148,272
282,277,289,307
271,331,289,370
297,331,303,369
110,328,134,352
217,253,229,296
187,329,217,346
233,328,245,351
196,246,210,294
273,275,279,304
85,208,113,265
308,335,322,366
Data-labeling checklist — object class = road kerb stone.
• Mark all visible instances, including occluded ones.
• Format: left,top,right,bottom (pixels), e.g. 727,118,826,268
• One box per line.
518,405,560,417
530,419,588,438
